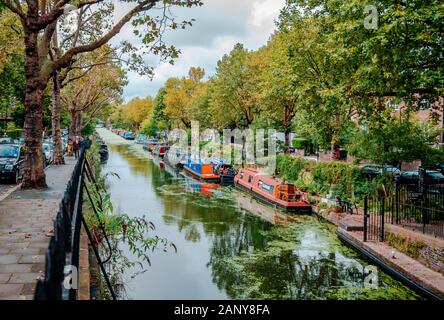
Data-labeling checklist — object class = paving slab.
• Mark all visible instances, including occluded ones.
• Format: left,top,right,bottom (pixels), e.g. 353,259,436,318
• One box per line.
0,157,77,300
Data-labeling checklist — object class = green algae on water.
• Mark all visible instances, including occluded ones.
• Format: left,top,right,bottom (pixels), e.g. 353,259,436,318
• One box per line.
210,217,422,300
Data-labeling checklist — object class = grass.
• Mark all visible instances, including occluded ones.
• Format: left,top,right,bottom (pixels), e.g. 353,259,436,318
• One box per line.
385,232,427,259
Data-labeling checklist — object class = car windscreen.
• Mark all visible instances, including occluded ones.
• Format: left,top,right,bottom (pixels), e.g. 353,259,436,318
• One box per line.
0,145,19,158
428,172,444,179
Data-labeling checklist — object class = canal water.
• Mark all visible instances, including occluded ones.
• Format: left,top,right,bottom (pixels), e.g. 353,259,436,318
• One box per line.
99,130,422,300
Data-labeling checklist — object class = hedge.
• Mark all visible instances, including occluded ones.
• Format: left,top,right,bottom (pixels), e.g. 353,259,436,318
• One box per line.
276,155,367,201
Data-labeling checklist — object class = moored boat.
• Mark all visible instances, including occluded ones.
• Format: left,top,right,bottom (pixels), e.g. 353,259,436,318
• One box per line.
164,148,186,168
135,134,149,144
183,155,220,183
153,144,168,158
211,157,236,185
143,138,159,152
234,168,311,213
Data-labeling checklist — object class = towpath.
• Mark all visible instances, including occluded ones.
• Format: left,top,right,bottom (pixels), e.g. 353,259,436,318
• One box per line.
0,157,77,300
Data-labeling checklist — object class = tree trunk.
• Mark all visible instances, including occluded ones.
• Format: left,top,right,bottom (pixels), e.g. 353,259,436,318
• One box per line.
51,72,65,165
69,108,83,138
331,141,341,160
21,31,47,189
331,114,341,160
283,129,291,154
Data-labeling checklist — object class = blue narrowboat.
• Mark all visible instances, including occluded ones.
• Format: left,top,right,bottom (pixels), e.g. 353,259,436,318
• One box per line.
183,154,220,183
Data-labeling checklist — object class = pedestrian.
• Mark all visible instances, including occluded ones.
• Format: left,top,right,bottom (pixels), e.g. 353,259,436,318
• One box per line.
73,136,80,159
67,138,73,156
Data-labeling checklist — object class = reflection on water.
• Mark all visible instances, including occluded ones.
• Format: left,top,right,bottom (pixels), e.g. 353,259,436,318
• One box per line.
102,143,421,300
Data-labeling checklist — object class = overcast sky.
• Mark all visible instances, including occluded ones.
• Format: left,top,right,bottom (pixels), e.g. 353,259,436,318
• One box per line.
113,0,286,102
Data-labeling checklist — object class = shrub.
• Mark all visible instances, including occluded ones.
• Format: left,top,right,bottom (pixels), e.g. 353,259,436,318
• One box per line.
276,155,363,200
292,137,309,150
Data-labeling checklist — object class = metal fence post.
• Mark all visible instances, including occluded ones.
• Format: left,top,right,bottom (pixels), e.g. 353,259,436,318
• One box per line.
363,196,368,242
380,195,385,242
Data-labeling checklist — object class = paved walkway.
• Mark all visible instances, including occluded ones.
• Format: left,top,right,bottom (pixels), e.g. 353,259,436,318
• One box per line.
0,157,76,300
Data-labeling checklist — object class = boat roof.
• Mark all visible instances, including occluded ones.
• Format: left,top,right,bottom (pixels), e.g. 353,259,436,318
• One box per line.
211,157,228,165
188,154,212,165
240,167,294,186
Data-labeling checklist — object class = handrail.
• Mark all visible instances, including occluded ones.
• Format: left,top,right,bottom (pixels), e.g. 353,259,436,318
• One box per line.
34,145,117,300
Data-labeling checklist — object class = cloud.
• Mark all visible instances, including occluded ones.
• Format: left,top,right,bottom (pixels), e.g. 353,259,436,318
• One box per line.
119,0,286,101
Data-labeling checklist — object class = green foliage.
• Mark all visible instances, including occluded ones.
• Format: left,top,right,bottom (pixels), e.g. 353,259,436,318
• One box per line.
348,115,444,166
208,43,261,129
276,155,367,200
141,88,170,137
385,233,427,259
0,55,25,129
292,137,309,149
81,115,96,137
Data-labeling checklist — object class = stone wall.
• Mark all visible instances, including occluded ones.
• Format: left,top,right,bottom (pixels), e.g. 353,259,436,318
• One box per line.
419,246,444,275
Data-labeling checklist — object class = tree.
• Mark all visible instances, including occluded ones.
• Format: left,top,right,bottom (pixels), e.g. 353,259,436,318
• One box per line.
163,67,205,128
121,96,153,130
258,33,298,149
141,87,170,136
280,0,444,158
209,44,262,130
4,0,202,189
61,61,126,138
348,114,443,167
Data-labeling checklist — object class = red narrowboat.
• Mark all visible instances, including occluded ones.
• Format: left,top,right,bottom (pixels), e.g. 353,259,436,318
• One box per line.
153,144,168,158
234,168,311,213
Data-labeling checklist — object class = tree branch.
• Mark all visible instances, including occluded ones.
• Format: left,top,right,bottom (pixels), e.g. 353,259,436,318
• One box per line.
53,0,159,72
37,0,103,29
4,0,27,24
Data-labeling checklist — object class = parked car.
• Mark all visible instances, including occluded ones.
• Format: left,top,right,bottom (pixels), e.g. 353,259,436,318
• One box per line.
123,132,135,140
361,164,401,177
0,144,24,184
397,170,444,185
0,137,18,144
435,163,444,175
42,143,53,166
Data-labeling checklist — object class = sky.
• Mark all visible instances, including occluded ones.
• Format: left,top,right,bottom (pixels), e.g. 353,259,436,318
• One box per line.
113,0,286,102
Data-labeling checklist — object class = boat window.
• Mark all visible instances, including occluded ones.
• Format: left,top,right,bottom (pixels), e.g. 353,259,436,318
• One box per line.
240,172,244,179
261,182,274,194
248,175,253,183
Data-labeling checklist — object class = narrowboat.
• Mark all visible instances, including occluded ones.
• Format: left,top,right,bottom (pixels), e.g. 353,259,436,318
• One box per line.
153,144,168,158
135,134,149,144
143,138,159,152
183,155,220,183
99,143,109,163
234,168,311,213
164,148,186,168
123,132,135,140
211,157,236,185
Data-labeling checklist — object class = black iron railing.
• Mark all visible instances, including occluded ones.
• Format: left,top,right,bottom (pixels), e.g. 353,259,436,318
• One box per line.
364,181,444,242
34,146,116,300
